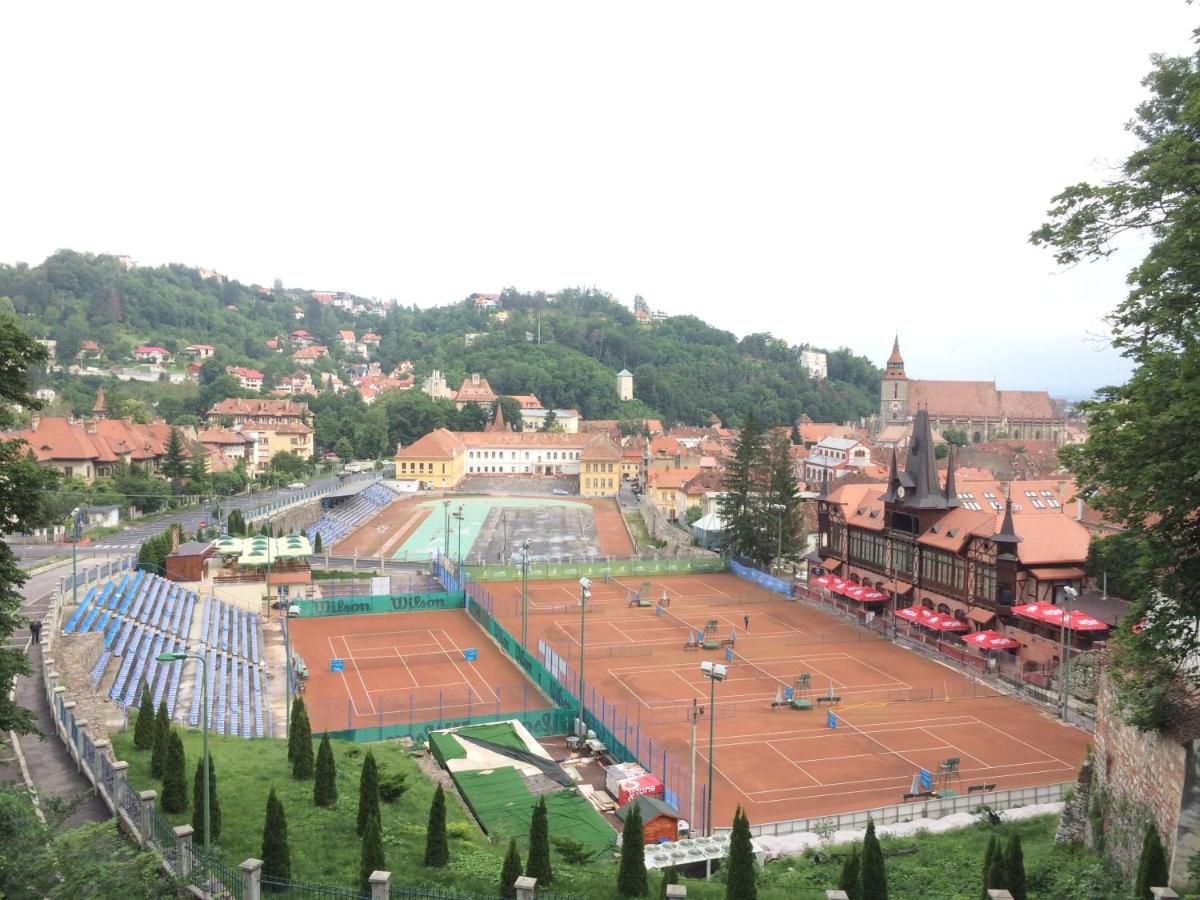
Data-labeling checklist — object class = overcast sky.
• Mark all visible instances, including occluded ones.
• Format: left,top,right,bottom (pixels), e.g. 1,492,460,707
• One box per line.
3,2,1196,398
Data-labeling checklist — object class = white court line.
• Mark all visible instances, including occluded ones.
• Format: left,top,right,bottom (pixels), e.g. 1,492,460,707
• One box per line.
434,627,500,704
428,630,493,705
957,717,1072,768
766,741,821,787
918,726,988,769
327,636,361,717
395,643,417,690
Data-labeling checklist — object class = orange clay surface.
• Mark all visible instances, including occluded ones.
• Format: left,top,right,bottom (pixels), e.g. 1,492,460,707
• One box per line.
478,572,1092,829
289,608,546,734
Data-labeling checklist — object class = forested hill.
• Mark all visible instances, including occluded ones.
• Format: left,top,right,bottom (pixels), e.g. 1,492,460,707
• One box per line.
0,251,879,427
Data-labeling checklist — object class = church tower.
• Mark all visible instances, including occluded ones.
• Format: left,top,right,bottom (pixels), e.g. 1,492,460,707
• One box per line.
879,336,909,425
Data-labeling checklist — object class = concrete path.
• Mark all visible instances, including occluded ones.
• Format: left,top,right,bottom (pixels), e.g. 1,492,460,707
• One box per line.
1,561,110,828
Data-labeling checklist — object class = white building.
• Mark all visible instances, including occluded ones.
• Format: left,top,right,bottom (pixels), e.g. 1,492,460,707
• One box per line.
803,436,872,483
799,349,828,381
422,369,455,401
617,368,634,402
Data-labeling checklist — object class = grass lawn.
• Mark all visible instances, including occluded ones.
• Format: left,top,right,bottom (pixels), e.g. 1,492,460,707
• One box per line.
115,717,1117,898
623,511,663,553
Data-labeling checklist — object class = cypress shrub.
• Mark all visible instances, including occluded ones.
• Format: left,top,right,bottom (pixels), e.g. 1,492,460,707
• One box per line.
227,509,245,536
160,731,188,814
658,866,678,898
1135,822,1169,900
313,532,323,553
860,817,888,900
359,814,386,894
725,806,757,900
839,844,861,900
617,800,648,897
191,753,221,844
291,701,313,780
357,750,380,837
500,838,522,900
526,795,552,884
424,785,449,867
150,698,170,778
1005,832,1026,900
313,733,337,806
261,788,291,885
133,687,155,751
286,697,303,763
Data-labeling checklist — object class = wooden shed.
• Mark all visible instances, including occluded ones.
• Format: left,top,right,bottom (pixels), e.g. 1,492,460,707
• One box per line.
165,541,214,583
616,795,681,844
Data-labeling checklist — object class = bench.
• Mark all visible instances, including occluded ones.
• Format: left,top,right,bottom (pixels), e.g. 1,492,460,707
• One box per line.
701,641,720,651
816,695,842,705
902,791,936,801
719,637,735,647
967,783,997,794
789,698,813,711
683,639,700,651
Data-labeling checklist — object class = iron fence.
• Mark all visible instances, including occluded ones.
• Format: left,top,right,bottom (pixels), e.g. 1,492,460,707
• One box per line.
261,876,365,898
185,842,244,899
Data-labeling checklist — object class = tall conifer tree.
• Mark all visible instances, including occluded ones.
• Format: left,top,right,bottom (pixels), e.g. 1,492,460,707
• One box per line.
617,801,648,898
261,788,291,884
424,785,448,867
357,750,380,837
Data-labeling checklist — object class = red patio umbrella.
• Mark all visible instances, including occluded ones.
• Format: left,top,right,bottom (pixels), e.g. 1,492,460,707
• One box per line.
962,630,1020,650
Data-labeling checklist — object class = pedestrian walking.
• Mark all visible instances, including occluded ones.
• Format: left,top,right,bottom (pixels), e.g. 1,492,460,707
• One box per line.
29,618,41,643
743,614,750,632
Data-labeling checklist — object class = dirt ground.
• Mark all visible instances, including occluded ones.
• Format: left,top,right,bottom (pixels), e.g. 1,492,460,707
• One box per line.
331,497,430,557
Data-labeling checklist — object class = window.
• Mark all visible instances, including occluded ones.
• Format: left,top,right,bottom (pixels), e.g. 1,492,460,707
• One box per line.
920,547,965,590
989,500,1002,511
975,565,996,602
983,492,996,500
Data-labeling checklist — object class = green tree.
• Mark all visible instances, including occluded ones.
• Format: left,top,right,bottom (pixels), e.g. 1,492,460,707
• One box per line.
291,701,313,779
261,787,291,885
766,431,803,566
839,844,862,900
495,396,523,432
942,427,969,446
424,784,448,867
980,835,997,900
1005,832,1026,900
617,800,648,898
313,532,323,554
1135,822,1169,899
150,698,170,778
160,730,187,814
333,436,354,461
191,754,221,844
725,806,758,899
790,422,802,445
187,447,208,484
356,750,380,837
984,834,1007,899
540,409,559,432
685,505,703,526
526,794,552,885
133,687,155,751
500,837,522,900
0,316,61,736
358,814,385,895
1031,45,1200,729
0,784,171,899
860,817,888,900
227,508,246,537
719,408,769,563
162,427,186,489
658,866,678,898
313,733,337,807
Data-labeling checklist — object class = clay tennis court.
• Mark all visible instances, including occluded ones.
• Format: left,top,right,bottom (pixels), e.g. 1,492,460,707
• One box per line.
331,496,430,557
483,572,1091,829
289,608,548,735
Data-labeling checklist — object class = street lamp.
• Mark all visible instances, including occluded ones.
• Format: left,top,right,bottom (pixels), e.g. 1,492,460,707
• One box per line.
442,499,451,562
700,660,727,874
577,576,591,737
519,539,532,649
1059,585,1079,719
453,505,464,573
688,697,704,835
69,507,84,609
157,651,209,847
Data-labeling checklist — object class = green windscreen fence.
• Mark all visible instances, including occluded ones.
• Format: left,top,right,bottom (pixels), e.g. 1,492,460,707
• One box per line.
292,591,464,617
321,707,572,745
452,767,613,859
462,555,727,583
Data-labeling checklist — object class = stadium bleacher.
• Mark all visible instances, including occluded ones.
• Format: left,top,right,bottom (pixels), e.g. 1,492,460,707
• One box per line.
73,569,269,738
305,482,400,547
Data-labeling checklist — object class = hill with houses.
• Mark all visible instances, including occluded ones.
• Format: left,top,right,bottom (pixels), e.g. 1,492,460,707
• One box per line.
0,250,880,457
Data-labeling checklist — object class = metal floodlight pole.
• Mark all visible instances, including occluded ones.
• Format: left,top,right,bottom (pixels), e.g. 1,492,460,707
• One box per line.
157,651,208,846
1060,585,1078,719
578,577,591,737
443,499,451,562
700,661,726,879
455,505,464,573
70,507,82,608
689,697,703,834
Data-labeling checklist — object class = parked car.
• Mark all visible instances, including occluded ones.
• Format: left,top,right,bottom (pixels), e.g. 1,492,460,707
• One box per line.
552,488,570,496
288,482,306,490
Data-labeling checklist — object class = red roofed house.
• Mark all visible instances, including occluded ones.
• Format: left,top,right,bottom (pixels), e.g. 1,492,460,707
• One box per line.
133,345,170,364
185,344,215,359
291,345,329,366
225,366,264,391
289,329,314,346
455,373,496,410
817,408,1096,670
362,333,381,348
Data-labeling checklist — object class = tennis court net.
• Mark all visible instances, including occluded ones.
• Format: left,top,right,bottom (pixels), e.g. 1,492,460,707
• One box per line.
729,647,793,697
657,604,704,641
829,711,918,769
333,650,466,671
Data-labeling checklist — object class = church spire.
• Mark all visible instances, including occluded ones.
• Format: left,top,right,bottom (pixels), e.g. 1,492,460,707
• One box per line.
486,402,507,433
944,444,959,508
992,497,1022,559
902,408,949,509
883,335,907,381
887,335,904,367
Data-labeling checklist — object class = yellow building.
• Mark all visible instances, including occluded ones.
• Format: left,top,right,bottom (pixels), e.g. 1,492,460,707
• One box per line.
646,468,702,521
247,422,314,471
394,428,467,488
580,434,622,498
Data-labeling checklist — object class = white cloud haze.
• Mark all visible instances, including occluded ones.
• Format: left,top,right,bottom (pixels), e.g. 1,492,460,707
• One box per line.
3,1,1196,398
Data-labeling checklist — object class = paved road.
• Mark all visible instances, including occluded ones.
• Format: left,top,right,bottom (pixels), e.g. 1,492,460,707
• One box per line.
13,472,380,564
0,561,111,828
